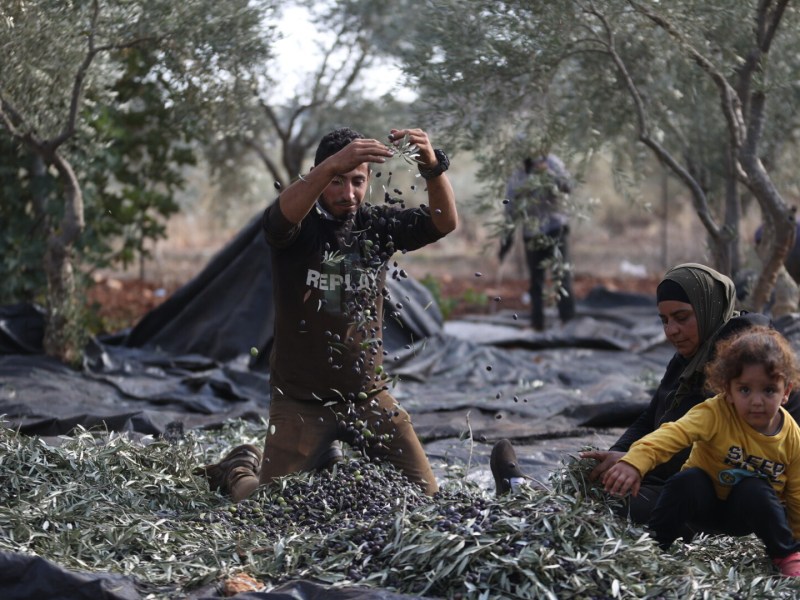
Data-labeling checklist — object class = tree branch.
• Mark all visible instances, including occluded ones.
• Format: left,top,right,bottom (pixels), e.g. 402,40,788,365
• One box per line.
52,0,160,149
588,2,722,239
627,0,746,164
52,0,102,149
246,138,284,186
757,0,789,54
0,95,30,140
257,95,288,142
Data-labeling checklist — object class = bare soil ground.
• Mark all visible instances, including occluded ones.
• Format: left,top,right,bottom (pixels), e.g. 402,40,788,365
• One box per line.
86,271,662,333
87,277,180,334
436,272,661,318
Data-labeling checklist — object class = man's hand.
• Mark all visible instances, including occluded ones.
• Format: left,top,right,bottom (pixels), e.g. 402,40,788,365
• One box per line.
326,138,395,174
389,127,457,234
601,461,642,497
388,128,435,167
579,449,625,482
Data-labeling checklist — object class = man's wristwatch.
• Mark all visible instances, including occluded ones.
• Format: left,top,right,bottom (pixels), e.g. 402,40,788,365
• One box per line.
418,149,450,180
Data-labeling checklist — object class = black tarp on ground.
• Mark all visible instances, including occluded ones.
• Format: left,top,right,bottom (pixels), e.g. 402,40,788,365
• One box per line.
0,300,670,441
0,551,141,600
0,211,673,444
0,551,432,600
0,303,44,355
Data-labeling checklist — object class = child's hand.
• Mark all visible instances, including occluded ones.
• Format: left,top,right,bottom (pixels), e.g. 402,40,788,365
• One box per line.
579,449,625,482
601,462,642,497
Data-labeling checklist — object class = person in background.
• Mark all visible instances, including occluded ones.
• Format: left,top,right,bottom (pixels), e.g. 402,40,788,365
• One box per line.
603,327,800,577
196,127,457,501
499,154,575,331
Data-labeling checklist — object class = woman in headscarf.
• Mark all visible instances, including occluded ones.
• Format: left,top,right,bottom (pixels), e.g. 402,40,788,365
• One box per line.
494,263,733,496
580,262,800,523
491,263,800,506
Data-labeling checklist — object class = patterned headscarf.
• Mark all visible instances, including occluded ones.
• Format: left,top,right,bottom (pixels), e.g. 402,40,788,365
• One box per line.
659,263,737,394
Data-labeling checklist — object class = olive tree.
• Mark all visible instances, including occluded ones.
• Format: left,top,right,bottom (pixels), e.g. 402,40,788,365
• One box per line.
362,0,800,311
0,0,277,363
209,1,414,191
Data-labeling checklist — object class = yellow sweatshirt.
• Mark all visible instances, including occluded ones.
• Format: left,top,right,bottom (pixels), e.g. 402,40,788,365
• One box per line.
622,393,800,538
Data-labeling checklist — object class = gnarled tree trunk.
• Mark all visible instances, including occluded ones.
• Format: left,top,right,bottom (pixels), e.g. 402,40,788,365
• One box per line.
41,150,86,365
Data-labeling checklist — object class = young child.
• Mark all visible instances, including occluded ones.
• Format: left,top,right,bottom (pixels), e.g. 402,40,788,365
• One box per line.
602,326,800,577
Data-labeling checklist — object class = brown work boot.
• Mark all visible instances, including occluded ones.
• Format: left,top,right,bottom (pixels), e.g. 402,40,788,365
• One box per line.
194,444,262,495
316,441,344,470
490,439,528,496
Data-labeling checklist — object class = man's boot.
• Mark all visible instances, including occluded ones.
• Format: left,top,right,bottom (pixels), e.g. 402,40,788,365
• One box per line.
490,439,529,496
194,444,262,496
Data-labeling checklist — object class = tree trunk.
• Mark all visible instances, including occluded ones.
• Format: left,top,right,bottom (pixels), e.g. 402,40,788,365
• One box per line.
723,152,742,276
771,266,799,318
706,230,733,277
740,158,796,313
747,212,796,313
42,151,86,366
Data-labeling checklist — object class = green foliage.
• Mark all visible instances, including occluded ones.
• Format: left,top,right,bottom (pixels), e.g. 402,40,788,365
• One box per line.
0,1,279,309
350,0,800,277
419,274,488,321
80,47,197,273
460,287,488,309
1,1,278,140
0,135,51,304
0,48,196,302
419,274,458,320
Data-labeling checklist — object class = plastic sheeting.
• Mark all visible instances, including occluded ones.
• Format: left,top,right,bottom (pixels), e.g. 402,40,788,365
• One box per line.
0,551,141,600
0,300,670,441
0,551,431,600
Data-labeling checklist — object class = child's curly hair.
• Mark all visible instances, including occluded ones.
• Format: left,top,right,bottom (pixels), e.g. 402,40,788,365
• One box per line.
705,326,800,394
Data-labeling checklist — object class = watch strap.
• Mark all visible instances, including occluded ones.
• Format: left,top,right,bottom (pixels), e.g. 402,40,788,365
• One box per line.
418,149,449,180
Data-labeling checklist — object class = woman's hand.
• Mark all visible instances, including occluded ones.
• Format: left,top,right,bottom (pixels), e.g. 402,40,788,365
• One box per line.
601,462,642,497
579,449,625,481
